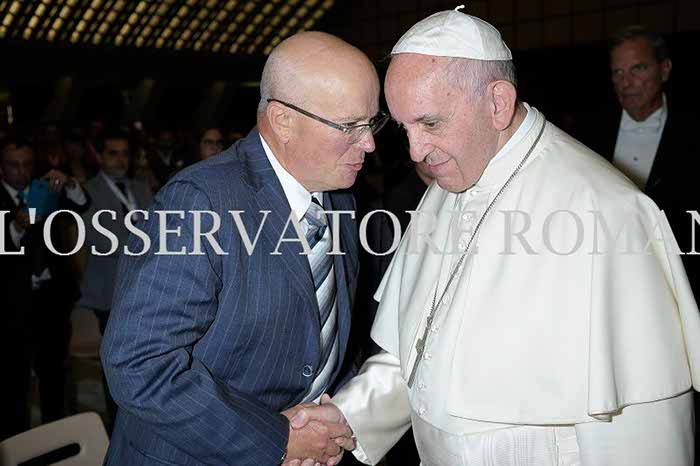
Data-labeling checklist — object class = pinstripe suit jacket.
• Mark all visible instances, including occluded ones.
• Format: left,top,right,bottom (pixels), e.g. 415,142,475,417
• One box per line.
101,128,359,466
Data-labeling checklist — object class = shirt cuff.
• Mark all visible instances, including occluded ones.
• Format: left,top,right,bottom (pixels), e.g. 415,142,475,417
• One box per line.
351,441,372,465
65,181,87,205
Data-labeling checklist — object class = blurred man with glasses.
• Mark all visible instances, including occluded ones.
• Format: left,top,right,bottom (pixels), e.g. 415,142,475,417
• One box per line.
101,31,382,466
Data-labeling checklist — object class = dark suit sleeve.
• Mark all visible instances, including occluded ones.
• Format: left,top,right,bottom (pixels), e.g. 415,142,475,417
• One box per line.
101,180,289,465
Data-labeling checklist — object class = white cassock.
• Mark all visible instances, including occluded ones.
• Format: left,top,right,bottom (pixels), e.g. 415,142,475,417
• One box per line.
333,104,700,465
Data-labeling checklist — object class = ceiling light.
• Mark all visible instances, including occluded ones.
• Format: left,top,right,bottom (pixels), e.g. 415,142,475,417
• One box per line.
105,11,117,23
157,3,169,15
156,37,165,48
297,7,308,17
52,17,63,30
181,30,191,40
200,30,211,41
47,29,56,40
2,14,13,27
216,11,227,21
262,25,272,35
70,31,79,42
197,9,208,20
244,1,255,12
235,12,245,22
270,16,281,25
119,24,130,34
305,0,318,6
93,33,102,45
322,0,333,8
114,0,126,11
253,13,263,24
115,34,124,45
35,4,46,16
303,18,314,29
177,6,188,17
279,5,290,15
262,4,273,14
136,1,147,13
175,38,184,49
244,24,254,34
98,22,108,33
127,13,139,25
170,17,180,27
279,26,289,36
23,28,33,40
247,44,256,53
76,19,86,31
212,42,221,52
264,45,272,55
135,36,144,47
287,17,298,27
28,16,39,29
141,26,152,37
225,0,237,10
9,1,20,15
229,43,239,53
227,23,237,32
312,9,323,19
90,0,102,8
235,33,247,44
186,0,197,5
218,32,229,42
162,27,172,38
149,15,160,26
194,41,202,50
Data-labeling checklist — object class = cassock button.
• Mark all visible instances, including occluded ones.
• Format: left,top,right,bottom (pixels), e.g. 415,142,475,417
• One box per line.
418,407,427,416
458,240,467,252
470,188,480,197
441,295,451,306
418,381,427,390
423,352,432,361
302,365,314,377
461,212,473,222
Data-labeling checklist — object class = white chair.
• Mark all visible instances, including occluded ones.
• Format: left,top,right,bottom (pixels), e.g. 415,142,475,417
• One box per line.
0,412,109,466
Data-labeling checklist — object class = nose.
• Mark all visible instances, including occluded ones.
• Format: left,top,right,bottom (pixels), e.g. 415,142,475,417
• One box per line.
407,129,431,163
355,130,376,153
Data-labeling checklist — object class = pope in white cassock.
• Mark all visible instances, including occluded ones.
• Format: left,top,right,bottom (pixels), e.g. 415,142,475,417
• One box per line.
291,7,700,466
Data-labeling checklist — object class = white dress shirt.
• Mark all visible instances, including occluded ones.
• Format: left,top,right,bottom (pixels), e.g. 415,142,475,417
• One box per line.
613,94,667,190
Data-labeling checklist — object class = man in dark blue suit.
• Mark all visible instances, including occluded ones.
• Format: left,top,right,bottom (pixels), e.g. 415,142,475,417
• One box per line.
101,31,387,466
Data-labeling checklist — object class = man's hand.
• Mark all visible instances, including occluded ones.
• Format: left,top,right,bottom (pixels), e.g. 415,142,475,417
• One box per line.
286,394,355,466
42,169,74,192
282,395,354,466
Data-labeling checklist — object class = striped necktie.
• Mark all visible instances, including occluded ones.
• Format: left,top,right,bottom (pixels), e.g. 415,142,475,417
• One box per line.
303,197,338,401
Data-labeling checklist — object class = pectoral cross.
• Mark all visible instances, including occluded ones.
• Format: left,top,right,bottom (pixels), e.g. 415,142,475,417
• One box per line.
407,315,433,388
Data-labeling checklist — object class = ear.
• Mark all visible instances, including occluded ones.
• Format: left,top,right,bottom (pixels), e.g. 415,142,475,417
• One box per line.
660,58,672,83
95,152,104,167
488,80,518,131
265,101,293,143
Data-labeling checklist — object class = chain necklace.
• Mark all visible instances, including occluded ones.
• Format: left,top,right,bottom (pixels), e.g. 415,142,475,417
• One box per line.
407,118,547,388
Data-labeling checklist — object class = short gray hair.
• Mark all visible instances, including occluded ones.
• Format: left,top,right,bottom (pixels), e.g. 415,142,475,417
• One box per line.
443,57,517,97
609,25,669,63
258,47,306,114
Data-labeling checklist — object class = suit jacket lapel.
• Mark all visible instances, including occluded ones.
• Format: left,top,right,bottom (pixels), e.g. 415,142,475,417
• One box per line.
326,192,357,382
645,112,672,193
241,129,319,329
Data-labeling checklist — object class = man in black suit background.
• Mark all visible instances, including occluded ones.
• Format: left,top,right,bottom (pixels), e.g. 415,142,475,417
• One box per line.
576,25,699,293
0,136,89,440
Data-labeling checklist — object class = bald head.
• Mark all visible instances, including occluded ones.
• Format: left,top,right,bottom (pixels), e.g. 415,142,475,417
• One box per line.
258,32,378,114
257,32,381,193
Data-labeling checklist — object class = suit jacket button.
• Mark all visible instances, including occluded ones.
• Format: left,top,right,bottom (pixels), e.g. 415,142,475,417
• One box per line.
302,365,314,377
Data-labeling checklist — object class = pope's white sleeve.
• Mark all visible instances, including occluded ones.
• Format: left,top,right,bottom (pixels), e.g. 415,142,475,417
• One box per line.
332,351,412,465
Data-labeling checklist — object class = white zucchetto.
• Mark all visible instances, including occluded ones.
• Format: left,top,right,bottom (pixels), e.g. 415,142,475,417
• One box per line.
392,5,512,61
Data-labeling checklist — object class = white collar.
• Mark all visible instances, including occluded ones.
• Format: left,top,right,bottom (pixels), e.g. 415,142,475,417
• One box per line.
259,134,323,221
620,93,667,131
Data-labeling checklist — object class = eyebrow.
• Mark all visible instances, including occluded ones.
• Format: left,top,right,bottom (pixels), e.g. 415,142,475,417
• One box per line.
413,114,443,124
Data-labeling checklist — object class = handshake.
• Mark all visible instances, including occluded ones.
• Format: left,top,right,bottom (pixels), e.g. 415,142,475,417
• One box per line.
281,394,355,466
